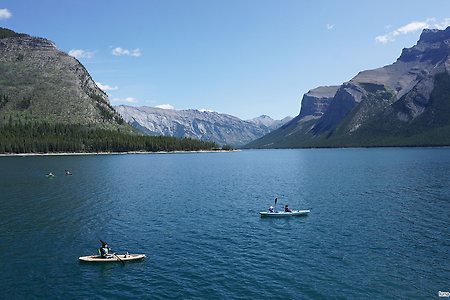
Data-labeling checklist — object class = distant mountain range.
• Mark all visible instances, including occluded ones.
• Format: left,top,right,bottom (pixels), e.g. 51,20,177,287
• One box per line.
115,105,292,146
0,27,130,131
247,27,450,148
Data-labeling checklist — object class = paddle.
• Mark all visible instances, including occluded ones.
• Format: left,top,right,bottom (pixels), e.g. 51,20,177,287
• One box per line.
274,197,277,212
114,253,125,265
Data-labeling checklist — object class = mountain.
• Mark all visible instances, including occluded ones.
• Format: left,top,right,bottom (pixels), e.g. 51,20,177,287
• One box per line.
248,115,293,130
246,27,450,148
0,28,218,153
0,28,129,131
115,105,291,146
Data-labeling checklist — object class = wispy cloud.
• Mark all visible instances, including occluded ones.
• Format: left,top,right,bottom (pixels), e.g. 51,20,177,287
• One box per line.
112,47,142,57
155,104,174,110
376,18,450,44
0,8,12,20
95,82,118,91
68,49,94,59
112,97,138,103
326,23,335,30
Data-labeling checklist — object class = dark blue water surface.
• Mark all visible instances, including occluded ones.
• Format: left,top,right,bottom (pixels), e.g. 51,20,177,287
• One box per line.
0,148,449,299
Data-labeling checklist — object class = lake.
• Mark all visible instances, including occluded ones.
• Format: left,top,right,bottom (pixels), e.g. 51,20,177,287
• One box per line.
0,148,449,299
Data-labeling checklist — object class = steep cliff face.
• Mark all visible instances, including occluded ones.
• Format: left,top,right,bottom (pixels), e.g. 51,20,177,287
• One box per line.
115,105,290,146
0,28,127,130
297,86,339,121
246,27,450,148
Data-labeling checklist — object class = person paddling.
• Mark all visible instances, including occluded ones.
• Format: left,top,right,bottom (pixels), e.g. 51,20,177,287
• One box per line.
99,241,113,259
284,204,292,212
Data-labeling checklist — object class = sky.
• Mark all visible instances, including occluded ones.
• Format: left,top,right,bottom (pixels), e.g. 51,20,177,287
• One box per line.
1,0,450,120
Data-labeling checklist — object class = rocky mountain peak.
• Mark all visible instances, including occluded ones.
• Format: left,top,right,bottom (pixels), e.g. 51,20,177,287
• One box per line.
398,26,450,63
247,26,450,148
418,26,450,44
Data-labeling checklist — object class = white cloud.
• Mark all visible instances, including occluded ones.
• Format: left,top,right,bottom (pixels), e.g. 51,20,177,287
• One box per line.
326,24,335,30
434,18,450,30
0,8,12,20
95,82,118,91
68,49,94,59
396,21,428,35
112,97,138,103
375,35,393,44
155,104,174,110
376,18,450,44
112,47,142,57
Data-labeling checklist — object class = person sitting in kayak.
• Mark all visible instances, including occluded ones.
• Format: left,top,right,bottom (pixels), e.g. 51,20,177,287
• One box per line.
268,206,274,213
99,241,113,259
284,204,292,212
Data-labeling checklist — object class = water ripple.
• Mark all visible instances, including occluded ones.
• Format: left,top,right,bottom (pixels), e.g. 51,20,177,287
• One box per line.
0,149,449,299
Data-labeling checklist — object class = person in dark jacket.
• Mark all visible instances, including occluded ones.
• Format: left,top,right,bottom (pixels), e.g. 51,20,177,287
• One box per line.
99,241,112,258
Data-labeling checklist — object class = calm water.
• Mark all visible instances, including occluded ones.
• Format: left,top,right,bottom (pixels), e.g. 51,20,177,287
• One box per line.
0,149,449,299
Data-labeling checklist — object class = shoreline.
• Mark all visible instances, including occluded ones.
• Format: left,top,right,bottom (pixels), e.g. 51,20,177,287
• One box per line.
0,150,241,157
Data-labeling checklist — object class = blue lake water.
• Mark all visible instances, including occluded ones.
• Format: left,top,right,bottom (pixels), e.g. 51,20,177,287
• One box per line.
0,148,449,299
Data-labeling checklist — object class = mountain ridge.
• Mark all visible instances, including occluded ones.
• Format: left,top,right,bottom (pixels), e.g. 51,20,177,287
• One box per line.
115,105,292,146
246,27,450,148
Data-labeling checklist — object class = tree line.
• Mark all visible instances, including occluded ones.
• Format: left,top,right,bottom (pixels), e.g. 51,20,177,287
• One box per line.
0,122,218,154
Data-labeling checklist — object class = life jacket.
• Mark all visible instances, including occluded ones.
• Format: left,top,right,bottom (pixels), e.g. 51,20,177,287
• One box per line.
99,246,109,257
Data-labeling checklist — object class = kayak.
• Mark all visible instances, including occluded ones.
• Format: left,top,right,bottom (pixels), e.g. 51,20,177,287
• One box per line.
260,210,310,217
79,254,146,262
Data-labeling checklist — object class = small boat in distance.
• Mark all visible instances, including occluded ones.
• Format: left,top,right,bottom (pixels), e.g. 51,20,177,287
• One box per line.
261,197,310,217
260,210,310,217
79,253,146,263
46,172,55,177
64,170,72,176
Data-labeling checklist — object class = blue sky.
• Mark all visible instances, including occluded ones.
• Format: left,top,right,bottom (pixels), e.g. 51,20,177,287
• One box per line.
1,1,450,119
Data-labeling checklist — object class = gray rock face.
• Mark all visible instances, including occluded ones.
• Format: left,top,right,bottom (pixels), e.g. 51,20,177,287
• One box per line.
312,26,450,134
298,85,339,121
312,83,364,133
0,28,126,130
115,105,291,146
